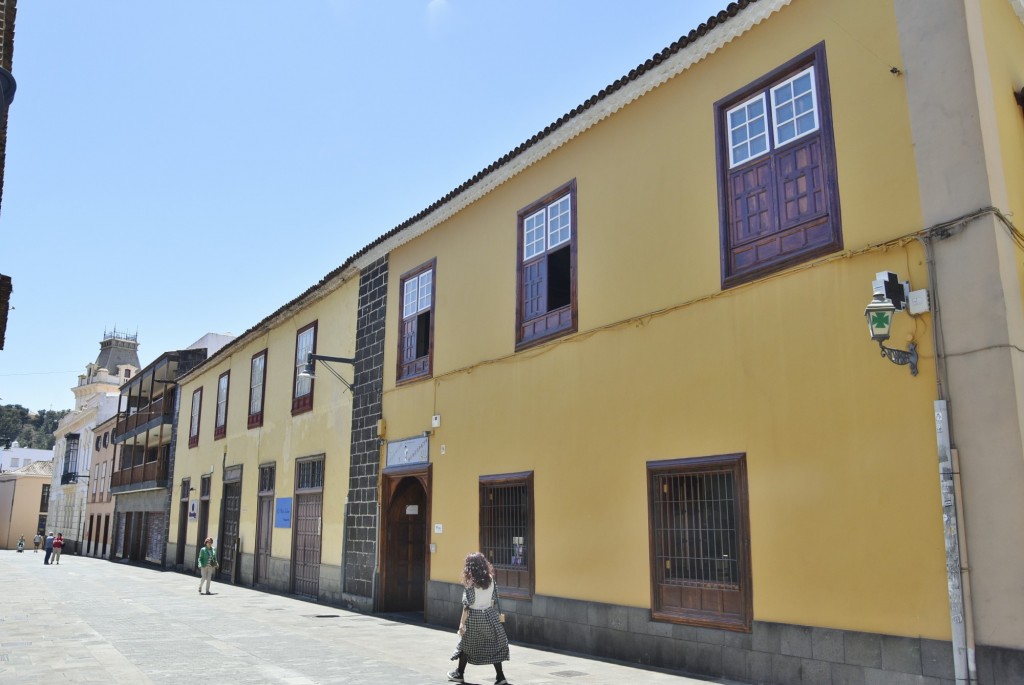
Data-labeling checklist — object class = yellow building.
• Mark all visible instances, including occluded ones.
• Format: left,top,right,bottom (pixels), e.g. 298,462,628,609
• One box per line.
163,1,1024,682
0,459,52,550
169,266,368,604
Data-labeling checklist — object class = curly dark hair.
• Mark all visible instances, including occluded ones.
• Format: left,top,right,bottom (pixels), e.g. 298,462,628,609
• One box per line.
461,552,494,589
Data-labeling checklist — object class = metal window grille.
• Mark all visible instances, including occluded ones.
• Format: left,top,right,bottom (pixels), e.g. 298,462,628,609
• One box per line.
652,469,739,588
259,465,276,495
200,475,211,499
296,459,324,490
180,479,190,501
480,483,529,569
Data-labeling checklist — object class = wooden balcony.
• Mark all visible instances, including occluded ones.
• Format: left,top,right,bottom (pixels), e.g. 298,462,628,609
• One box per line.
114,395,172,439
109,459,169,493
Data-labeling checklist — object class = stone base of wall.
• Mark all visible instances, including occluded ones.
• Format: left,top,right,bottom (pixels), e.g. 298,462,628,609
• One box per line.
976,644,1024,684
428,581,962,685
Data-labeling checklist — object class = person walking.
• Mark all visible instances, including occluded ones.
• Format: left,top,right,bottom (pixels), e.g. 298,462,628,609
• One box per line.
447,552,510,685
17,535,25,552
43,532,54,565
197,537,218,595
33,533,42,552
52,533,64,564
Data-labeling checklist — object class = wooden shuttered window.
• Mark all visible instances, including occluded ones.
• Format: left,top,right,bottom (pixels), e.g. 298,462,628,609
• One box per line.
292,322,317,415
516,180,577,350
397,261,435,384
647,454,751,632
717,42,841,288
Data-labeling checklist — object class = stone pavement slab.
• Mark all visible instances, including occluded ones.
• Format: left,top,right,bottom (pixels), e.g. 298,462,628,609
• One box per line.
0,551,736,685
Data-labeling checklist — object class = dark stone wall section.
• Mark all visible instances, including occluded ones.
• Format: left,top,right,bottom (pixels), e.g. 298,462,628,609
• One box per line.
427,580,969,685
343,256,387,610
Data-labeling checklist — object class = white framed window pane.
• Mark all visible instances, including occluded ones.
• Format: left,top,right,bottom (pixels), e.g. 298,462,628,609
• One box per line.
216,376,228,426
403,279,418,318
418,270,432,312
728,94,768,167
523,209,546,260
250,355,264,414
295,329,314,397
101,462,107,493
772,67,818,146
547,195,571,248
190,392,201,437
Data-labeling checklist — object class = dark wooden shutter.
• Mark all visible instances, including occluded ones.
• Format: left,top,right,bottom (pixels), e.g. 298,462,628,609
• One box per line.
727,159,777,273
521,257,547,321
400,316,418,366
775,136,827,230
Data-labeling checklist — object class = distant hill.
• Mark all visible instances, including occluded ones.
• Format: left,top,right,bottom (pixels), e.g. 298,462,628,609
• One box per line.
0,405,70,450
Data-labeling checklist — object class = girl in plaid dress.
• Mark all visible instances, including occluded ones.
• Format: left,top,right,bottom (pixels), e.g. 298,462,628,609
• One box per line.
448,552,510,684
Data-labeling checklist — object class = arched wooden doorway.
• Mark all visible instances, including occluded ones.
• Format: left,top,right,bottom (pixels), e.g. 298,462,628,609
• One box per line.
380,465,431,614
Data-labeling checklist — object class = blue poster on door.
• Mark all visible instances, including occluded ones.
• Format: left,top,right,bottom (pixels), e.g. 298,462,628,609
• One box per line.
275,497,292,528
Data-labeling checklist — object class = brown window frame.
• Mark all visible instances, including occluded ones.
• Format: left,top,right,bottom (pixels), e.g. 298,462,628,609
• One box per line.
258,463,276,496
188,388,202,448
248,349,267,429
214,370,230,440
515,179,578,350
397,259,436,385
647,453,752,632
479,471,535,600
295,456,325,493
715,42,841,289
292,321,317,415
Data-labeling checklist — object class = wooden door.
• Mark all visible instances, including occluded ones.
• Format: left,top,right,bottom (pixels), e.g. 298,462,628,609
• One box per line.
292,493,322,598
383,478,427,612
220,482,241,581
255,496,274,586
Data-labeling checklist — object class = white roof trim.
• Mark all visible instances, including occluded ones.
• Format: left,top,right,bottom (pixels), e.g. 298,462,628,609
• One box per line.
353,0,792,269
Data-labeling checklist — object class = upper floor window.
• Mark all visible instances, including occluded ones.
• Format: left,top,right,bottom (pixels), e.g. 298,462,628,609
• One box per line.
214,371,230,440
480,471,534,600
40,484,50,512
100,462,108,494
516,179,578,350
647,454,752,631
103,431,109,448
292,322,317,415
715,43,841,288
188,388,202,448
96,436,102,451
248,350,267,429
63,434,80,476
398,260,436,383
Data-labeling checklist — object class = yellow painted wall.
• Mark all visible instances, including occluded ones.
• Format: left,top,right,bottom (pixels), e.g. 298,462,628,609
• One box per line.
170,278,359,572
978,0,1024,309
382,0,951,639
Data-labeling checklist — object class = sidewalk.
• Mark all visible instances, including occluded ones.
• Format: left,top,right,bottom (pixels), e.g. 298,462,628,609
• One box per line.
0,551,736,684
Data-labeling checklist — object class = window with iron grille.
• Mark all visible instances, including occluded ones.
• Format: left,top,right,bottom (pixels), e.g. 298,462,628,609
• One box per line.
292,322,317,415
397,260,435,384
715,42,841,288
180,478,190,502
296,457,324,491
647,454,751,631
259,464,276,495
200,475,211,499
515,180,578,350
39,484,50,512
479,472,534,599
214,371,230,439
248,350,267,428
188,388,202,448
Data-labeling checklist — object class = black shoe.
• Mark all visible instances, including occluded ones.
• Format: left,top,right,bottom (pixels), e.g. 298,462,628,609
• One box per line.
446,671,464,683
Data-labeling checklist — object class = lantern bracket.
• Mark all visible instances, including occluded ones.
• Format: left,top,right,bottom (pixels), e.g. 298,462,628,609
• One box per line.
878,340,918,376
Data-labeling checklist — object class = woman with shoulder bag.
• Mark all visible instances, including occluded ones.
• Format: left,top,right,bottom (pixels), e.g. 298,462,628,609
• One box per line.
447,552,511,684
197,537,218,595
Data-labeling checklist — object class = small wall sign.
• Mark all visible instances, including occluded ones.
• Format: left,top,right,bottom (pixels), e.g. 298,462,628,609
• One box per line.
275,497,293,528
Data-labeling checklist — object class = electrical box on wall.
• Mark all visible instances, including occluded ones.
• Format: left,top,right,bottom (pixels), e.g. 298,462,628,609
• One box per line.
908,289,930,315
431,414,441,428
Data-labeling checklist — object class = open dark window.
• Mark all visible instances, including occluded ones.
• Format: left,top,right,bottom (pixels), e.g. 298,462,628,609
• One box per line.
479,472,534,599
716,42,841,288
516,180,577,349
397,260,435,384
647,454,751,631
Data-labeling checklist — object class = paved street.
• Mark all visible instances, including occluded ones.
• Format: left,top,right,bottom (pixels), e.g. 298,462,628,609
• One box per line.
0,551,731,684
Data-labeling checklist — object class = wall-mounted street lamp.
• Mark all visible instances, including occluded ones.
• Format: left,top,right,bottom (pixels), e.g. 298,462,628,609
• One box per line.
298,353,357,392
864,271,918,376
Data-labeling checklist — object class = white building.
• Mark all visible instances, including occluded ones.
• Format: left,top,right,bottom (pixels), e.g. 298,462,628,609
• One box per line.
49,330,139,553
0,439,52,472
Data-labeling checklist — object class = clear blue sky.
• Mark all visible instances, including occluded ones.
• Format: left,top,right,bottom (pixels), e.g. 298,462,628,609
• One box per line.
0,0,726,412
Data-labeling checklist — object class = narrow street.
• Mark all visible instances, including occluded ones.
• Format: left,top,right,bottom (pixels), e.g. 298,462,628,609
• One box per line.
0,551,729,684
